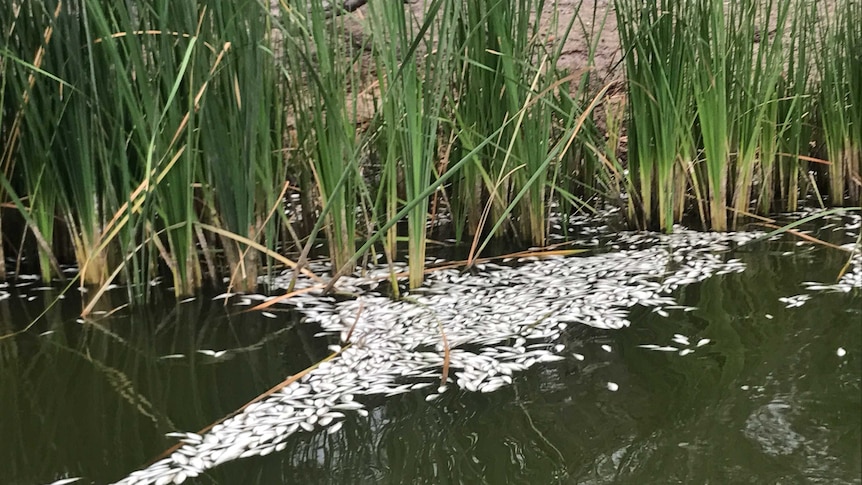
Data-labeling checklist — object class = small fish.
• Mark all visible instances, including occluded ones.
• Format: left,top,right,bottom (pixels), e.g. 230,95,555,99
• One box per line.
47,479,82,485
197,349,227,358
606,382,619,392
327,421,344,434
672,334,690,346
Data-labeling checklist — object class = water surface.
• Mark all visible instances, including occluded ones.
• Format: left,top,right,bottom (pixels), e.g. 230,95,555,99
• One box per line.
2,230,859,484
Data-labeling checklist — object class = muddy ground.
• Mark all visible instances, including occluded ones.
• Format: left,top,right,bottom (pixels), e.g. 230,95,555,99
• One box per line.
306,0,835,130
331,0,624,124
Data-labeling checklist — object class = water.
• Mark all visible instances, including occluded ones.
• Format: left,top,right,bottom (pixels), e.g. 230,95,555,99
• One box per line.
2,230,860,484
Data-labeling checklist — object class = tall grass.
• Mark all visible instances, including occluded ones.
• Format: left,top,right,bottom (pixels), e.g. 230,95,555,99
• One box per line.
283,0,361,275
615,0,695,232
368,0,458,288
451,0,580,247
818,0,862,206
613,0,851,231
3,1,289,298
724,0,790,227
1,0,859,304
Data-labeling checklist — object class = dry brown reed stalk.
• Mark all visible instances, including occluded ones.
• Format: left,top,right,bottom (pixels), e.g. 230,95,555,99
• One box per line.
342,300,364,343
753,223,852,252
196,223,319,281
0,2,65,281
837,233,860,281
439,322,450,387
730,206,857,253
151,300,365,464
150,345,351,464
225,181,301,292
245,285,329,313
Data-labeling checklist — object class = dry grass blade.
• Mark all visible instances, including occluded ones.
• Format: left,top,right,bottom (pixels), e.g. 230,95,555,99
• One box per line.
150,345,350,465
754,223,853,252
196,223,322,282
245,285,327,313
343,300,364,344
438,322,450,387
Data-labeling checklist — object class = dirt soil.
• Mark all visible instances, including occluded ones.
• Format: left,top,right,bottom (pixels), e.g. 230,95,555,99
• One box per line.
350,0,623,78
332,0,624,124
296,0,838,128
540,0,621,82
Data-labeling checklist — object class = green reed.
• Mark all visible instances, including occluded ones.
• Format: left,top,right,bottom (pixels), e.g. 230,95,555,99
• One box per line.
612,0,851,231
724,0,789,227
818,0,862,206
368,0,458,288
198,2,286,292
615,0,695,232
775,2,813,212
283,0,362,274
450,0,563,247
2,0,860,304
3,1,292,298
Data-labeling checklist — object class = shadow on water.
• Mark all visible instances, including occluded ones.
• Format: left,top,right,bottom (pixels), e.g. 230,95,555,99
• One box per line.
0,290,328,485
1,234,860,484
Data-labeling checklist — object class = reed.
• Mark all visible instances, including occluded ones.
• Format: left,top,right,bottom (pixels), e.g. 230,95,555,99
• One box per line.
818,0,862,206
1,0,859,303
724,0,790,227
283,0,362,274
368,0,458,288
198,2,287,292
612,0,849,230
451,0,577,247
614,0,695,232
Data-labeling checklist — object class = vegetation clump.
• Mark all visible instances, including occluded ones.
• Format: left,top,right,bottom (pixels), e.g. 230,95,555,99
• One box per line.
1,0,858,303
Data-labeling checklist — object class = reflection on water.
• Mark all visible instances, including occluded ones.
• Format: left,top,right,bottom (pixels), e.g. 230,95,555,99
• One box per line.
744,399,803,456
1,232,860,484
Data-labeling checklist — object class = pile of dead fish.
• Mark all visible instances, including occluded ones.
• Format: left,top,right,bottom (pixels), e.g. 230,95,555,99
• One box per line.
113,217,861,484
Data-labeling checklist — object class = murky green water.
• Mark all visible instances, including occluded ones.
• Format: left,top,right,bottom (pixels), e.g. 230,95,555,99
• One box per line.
2,234,860,484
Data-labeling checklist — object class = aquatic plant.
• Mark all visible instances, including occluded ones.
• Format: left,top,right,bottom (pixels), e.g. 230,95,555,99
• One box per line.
817,0,862,207
1,0,860,302
612,0,854,231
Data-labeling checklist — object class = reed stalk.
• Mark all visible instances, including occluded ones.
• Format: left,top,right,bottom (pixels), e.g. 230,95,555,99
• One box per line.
776,1,813,212
281,0,361,273
1,0,858,301
725,0,789,227
369,0,458,288
615,0,695,232
818,0,862,206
